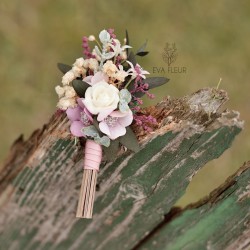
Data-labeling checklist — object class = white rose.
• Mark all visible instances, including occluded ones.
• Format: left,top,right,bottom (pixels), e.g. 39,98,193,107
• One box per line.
62,71,75,85
83,81,119,114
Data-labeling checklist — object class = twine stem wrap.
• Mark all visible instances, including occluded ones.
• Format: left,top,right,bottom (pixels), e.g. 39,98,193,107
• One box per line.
76,140,102,218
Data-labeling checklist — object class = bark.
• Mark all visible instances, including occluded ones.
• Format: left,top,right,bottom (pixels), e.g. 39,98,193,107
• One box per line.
0,88,245,250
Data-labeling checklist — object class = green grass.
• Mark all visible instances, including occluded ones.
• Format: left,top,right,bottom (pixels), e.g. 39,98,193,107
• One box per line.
0,0,249,205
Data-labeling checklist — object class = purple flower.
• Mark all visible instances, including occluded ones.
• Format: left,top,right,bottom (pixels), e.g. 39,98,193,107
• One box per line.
98,110,133,140
66,98,93,137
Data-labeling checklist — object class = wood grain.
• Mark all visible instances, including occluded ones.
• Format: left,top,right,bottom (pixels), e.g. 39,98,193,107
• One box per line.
0,88,244,250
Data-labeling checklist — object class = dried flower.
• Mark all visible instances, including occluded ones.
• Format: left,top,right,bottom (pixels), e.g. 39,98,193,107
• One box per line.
55,85,65,98
62,71,75,85
103,60,118,77
88,35,95,41
57,97,77,110
73,58,85,67
87,58,99,71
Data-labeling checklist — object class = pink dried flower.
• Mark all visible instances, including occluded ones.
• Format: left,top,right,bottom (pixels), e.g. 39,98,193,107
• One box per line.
133,114,157,132
107,28,116,39
82,36,95,59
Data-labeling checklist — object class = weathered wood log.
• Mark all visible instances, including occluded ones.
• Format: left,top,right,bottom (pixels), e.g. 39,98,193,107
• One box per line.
0,88,244,250
136,161,250,250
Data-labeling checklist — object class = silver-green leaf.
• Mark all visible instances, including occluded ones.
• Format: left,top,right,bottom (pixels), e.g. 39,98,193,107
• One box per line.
119,89,132,103
82,125,99,138
95,136,110,147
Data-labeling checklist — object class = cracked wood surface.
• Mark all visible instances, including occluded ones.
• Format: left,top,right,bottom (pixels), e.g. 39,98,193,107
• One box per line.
136,161,250,250
0,88,244,250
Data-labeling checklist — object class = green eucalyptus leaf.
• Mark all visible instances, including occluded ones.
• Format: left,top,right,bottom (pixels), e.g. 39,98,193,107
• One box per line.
133,77,170,98
119,126,140,152
144,77,169,88
136,40,148,54
57,63,72,74
125,29,130,55
127,51,137,66
103,139,120,161
99,30,111,44
82,125,99,138
136,51,149,57
72,80,89,98
119,100,130,113
119,89,132,103
95,136,110,147
127,79,136,92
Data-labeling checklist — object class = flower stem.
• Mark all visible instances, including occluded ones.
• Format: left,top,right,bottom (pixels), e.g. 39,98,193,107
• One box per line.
124,78,133,89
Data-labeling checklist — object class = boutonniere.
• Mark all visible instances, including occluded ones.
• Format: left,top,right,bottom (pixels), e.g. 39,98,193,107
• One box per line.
55,29,169,218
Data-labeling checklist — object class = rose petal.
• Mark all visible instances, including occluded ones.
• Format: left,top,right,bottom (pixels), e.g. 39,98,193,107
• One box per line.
109,124,126,140
99,122,111,136
70,121,85,137
66,106,81,121
118,110,133,127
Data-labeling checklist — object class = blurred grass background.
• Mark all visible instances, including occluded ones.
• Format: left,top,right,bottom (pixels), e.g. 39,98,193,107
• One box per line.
0,0,249,206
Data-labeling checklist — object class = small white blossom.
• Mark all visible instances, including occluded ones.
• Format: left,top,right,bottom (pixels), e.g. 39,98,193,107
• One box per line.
64,86,76,98
73,58,85,67
72,66,86,77
126,61,150,79
55,85,65,98
72,66,81,77
120,51,127,60
103,60,118,77
109,39,131,58
57,97,76,110
115,69,128,82
88,58,99,71
92,49,101,61
62,71,75,85
88,35,95,41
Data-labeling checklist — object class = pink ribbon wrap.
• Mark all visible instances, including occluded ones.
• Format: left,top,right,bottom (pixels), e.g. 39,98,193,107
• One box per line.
84,140,102,171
